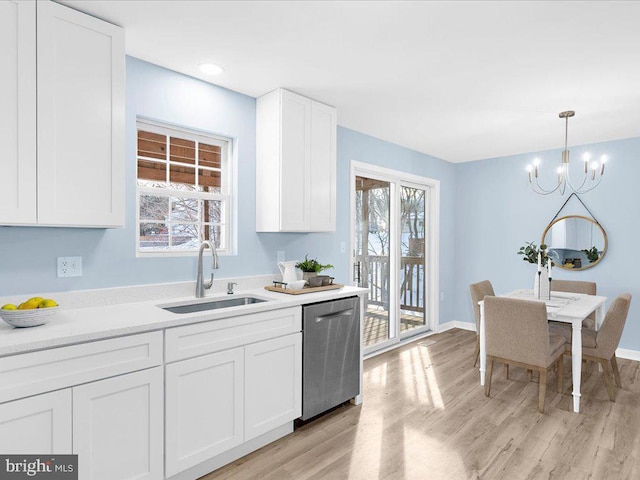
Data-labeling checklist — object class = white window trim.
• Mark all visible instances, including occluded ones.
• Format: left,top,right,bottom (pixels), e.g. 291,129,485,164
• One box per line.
135,118,233,257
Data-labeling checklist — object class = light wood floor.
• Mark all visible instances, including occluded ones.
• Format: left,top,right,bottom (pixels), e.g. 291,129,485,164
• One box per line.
364,307,427,347
200,328,640,480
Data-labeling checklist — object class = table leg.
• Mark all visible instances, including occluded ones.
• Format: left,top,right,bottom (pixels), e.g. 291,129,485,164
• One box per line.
571,321,582,413
595,303,606,331
596,303,606,372
480,302,486,386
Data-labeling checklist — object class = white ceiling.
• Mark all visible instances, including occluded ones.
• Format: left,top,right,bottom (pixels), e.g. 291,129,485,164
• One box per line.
61,0,640,163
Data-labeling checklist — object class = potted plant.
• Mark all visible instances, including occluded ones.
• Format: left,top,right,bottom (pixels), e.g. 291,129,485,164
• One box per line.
295,255,334,282
582,246,599,264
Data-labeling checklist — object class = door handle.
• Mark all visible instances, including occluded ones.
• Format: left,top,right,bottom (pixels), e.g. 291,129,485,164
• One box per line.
353,261,361,286
315,309,354,322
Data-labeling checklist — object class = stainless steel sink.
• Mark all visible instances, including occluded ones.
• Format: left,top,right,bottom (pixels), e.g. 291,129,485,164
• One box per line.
161,296,268,314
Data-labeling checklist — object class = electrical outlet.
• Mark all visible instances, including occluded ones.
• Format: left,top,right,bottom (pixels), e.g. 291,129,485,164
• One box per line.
277,250,285,263
57,256,83,278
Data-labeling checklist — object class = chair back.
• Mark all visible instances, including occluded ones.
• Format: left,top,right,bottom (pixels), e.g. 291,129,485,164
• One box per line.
484,296,550,368
595,293,632,359
551,280,596,296
551,280,597,325
469,280,495,331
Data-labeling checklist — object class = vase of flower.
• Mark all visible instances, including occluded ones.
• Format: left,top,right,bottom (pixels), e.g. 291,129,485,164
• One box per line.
534,266,550,299
518,241,553,299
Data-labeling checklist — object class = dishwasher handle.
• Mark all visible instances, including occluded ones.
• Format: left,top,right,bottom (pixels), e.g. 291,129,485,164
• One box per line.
315,309,354,323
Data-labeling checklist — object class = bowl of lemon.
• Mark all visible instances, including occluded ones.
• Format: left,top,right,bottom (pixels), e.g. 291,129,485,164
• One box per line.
0,297,59,328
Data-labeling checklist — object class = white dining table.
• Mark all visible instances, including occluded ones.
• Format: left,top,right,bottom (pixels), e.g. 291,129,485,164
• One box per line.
479,289,607,413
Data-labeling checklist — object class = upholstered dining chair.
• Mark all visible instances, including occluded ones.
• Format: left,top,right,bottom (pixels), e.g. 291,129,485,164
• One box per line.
551,293,631,402
484,296,565,413
551,280,597,328
469,280,495,366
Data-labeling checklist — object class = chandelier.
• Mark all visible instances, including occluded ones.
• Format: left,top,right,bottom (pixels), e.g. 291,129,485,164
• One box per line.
526,111,607,195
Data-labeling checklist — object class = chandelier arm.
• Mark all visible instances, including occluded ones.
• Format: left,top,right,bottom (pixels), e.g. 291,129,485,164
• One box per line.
573,174,603,195
531,176,561,195
564,166,589,193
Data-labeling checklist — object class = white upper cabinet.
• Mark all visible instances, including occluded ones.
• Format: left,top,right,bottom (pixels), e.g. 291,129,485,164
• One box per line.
0,0,125,228
256,89,336,232
0,0,37,224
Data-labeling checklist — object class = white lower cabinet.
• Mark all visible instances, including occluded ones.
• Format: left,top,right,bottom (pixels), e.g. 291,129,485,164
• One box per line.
0,305,306,479
0,367,163,480
0,389,72,454
165,348,244,477
165,331,302,477
73,367,164,480
245,333,302,441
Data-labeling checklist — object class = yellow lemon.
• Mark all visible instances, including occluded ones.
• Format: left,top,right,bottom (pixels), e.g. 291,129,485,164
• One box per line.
1,304,17,310
27,297,44,304
38,299,58,308
18,299,40,310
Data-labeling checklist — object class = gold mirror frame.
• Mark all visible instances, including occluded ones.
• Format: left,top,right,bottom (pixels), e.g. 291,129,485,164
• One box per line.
541,215,608,271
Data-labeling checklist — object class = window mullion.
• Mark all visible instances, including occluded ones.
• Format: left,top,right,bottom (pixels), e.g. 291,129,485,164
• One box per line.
165,133,170,185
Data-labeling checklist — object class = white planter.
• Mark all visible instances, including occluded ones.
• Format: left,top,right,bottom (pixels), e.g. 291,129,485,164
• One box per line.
533,267,550,299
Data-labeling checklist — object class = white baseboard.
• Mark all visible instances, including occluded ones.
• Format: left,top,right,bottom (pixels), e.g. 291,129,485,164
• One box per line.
616,348,640,362
438,320,475,333
432,323,640,362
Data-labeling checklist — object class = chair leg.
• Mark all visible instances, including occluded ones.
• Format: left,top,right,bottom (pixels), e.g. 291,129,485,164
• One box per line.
473,338,480,367
611,355,622,388
527,369,533,382
485,357,494,397
601,359,615,402
538,368,547,413
556,357,563,393
504,363,509,380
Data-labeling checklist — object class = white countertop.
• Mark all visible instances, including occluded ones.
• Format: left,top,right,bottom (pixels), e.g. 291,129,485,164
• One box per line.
0,285,367,357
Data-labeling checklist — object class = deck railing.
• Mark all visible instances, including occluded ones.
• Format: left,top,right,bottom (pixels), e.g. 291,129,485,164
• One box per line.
357,255,424,313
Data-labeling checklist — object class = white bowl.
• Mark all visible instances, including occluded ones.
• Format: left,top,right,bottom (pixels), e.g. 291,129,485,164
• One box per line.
0,306,59,328
288,280,307,291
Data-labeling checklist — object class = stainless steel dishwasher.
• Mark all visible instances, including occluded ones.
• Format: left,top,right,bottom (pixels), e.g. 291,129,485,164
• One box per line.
301,296,360,421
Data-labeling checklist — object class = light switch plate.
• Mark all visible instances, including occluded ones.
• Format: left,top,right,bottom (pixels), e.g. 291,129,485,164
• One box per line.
57,256,82,278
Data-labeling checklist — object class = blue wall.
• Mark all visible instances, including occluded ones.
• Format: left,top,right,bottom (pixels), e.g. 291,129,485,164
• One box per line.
0,57,457,324
337,128,457,325
455,137,640,350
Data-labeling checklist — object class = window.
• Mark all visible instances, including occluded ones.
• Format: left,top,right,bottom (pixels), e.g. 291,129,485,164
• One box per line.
136,119,232,255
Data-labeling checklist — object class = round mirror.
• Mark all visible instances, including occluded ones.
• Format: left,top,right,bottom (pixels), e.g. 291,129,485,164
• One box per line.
541,215,607,270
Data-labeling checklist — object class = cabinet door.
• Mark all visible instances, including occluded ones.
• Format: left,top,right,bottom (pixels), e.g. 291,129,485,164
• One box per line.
309,101,337,231
73,367,163,480
245,333,302,441
0,389,71,454
165,348,244,477
37,1,125,227
280,90,311,231
0,0,36,224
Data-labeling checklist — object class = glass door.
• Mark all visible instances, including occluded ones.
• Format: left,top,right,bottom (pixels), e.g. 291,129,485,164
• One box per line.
399,183,429,338
352,162,437,356
354,176,396,350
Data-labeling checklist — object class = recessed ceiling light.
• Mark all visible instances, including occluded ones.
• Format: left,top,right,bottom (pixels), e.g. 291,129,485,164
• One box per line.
199,63,224,76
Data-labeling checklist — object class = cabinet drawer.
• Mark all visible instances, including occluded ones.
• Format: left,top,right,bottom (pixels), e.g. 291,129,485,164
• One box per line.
0,331,163,404
165,307,301,362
